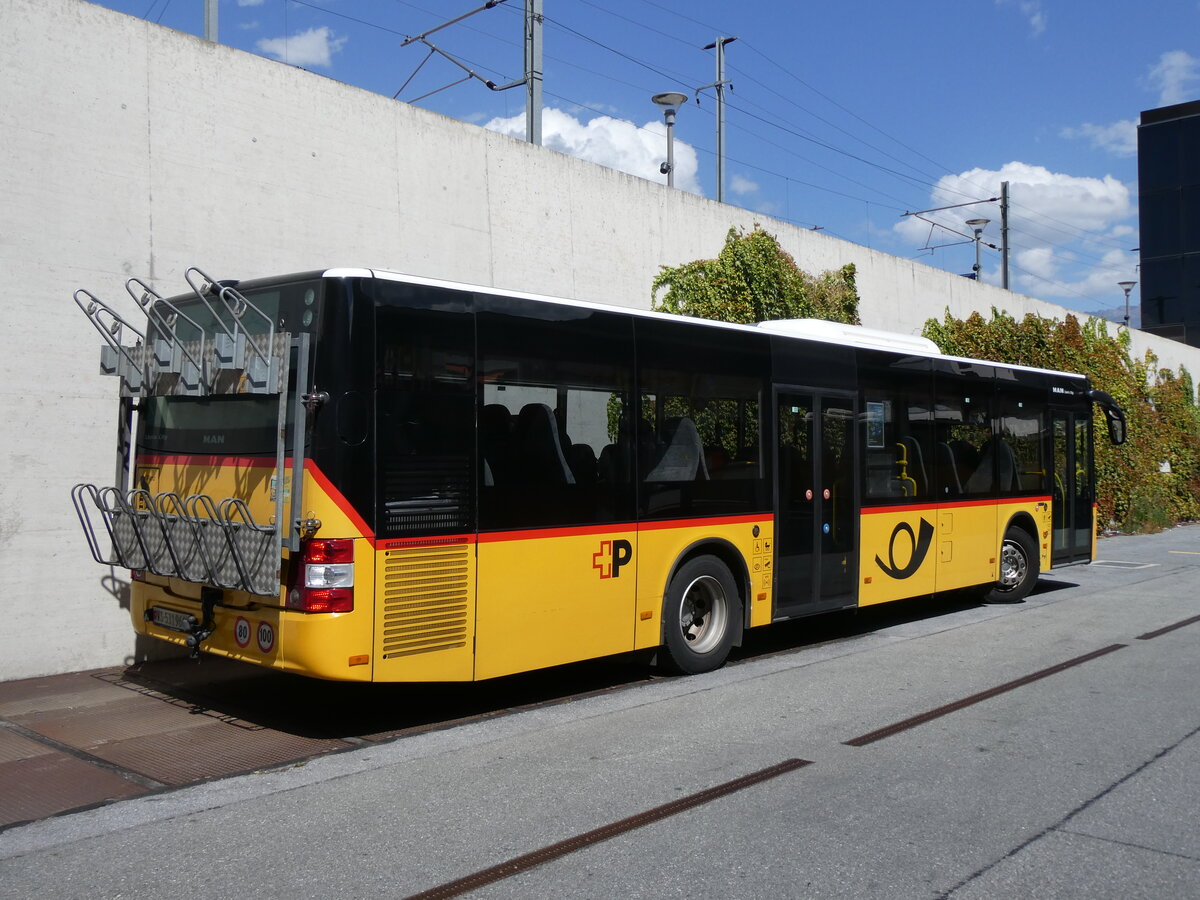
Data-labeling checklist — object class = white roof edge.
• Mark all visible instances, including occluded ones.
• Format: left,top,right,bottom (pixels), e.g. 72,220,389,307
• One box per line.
756,318,940,355
318,268,1087,381
322,267,376,279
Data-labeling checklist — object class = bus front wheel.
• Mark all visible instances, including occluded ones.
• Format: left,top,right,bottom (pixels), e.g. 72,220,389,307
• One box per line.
984,527,1039,604
660,556,738,675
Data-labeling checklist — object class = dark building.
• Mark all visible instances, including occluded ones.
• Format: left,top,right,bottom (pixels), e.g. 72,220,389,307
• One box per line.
1138,99,1200,345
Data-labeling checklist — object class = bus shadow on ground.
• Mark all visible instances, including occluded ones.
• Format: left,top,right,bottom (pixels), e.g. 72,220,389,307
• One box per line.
118,578,1079,744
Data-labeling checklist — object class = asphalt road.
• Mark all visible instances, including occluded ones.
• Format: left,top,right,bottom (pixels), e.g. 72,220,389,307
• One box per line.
1,526,1197,899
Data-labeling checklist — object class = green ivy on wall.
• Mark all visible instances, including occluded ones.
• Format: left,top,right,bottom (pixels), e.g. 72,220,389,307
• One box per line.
923,308,1200,532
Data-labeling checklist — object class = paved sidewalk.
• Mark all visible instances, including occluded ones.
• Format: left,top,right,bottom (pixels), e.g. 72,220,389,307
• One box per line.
0,660,354,828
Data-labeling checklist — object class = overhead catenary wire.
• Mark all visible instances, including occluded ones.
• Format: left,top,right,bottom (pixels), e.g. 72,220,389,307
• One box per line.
287,0,948,221
172,0,1135,308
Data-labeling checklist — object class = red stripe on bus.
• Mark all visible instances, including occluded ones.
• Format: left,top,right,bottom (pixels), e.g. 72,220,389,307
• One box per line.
862,496,1052,515
304,460,375,540
476,514,768,544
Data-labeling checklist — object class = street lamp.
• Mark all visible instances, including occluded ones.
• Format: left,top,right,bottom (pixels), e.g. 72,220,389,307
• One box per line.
966,218,989,281
652,92,688,188
1118,280,1137,329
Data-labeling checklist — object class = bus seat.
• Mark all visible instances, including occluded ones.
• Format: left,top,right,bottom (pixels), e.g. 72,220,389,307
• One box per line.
515,403,576,485
950,439,979,487
964,439,1001,493
994,438,1018,491
480,403,514,484
567,442,598,484
936,442,962,495
647,417,708,482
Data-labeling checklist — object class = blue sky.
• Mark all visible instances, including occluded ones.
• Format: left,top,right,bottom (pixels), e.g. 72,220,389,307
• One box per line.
96,1,1200,319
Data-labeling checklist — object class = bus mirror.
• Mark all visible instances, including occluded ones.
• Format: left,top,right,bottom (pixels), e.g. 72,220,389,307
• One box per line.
1106,411,1126,445
1087,389,1127,446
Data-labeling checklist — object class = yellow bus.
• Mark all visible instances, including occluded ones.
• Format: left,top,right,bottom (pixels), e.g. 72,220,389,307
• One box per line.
72,267,1126,681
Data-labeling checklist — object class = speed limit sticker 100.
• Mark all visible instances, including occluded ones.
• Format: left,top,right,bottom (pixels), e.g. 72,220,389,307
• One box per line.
256,621,276,654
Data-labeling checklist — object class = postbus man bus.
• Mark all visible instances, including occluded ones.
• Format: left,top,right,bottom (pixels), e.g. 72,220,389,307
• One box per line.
72,267,1126,681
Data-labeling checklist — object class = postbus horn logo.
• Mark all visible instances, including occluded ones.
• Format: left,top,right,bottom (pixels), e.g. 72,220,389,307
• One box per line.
875,518,934,580
593,539,633,579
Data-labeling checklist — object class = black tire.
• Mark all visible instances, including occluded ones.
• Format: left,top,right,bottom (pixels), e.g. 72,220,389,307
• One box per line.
984,526,1039,604
659,555,739,675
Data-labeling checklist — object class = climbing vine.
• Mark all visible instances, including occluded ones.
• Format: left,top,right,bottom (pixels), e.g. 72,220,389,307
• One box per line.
651,225,861,325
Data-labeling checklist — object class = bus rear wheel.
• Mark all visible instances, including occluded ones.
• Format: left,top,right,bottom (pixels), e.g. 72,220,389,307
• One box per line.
984,526,1039,604
660,556,738,675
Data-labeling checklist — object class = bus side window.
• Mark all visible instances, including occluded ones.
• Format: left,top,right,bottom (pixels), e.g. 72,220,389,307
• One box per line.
477,300,635,530
859,353,933,503
996,393,1047,494
375,303,476,538
637,318,770,519
935,369,995,497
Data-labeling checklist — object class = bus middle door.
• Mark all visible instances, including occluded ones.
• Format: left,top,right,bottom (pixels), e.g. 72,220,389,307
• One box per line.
774,389,858,618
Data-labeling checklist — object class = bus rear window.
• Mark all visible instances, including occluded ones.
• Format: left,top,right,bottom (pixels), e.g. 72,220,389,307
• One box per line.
139,395,280,456
136,278,320,457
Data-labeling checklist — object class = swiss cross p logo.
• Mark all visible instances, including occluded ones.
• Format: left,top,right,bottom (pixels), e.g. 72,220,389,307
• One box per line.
592,539,633,579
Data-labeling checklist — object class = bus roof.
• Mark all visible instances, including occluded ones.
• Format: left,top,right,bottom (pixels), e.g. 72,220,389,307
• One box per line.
319,267,1088,383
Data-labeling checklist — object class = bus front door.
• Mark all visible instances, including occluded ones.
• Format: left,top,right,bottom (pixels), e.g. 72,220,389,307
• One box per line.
774,390,858,618
1052,410,1094,564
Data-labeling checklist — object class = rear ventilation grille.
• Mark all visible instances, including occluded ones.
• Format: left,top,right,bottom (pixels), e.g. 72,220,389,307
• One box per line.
381,456,471,537
380,541,471,659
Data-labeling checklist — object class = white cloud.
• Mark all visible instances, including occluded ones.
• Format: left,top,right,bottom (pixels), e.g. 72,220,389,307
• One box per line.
1019,1,1047,36
238,0,265,6
484,107,702,194
730,174,759,195
257,27,346,69
1147,50,1200,106
1060,119,1137,157
996,0,1046,37
894,161,1137,303
1064,50,1199,158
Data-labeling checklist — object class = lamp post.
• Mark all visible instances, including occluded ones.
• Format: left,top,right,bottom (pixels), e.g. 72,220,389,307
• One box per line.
652,92,688,188
1118,280,1137,329
966,218,989,281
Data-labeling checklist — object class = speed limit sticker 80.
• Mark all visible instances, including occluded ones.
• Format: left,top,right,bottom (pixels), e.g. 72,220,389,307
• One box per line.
233,616,275,654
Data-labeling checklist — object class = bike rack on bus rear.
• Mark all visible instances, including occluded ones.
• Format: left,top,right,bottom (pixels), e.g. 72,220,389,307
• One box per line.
71,270,313,610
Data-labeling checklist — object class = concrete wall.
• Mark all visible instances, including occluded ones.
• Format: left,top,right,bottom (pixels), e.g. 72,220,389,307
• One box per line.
2,0,1196,681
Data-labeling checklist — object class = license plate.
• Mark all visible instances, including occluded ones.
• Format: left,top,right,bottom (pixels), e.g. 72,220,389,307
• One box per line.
147,606,198,634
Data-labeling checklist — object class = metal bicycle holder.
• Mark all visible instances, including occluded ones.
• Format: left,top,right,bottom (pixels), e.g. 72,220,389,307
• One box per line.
71,269,312,600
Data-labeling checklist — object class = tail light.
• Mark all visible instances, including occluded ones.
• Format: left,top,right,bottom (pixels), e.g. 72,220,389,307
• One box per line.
288,539,355,613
